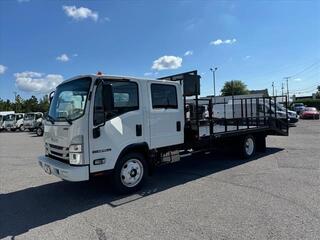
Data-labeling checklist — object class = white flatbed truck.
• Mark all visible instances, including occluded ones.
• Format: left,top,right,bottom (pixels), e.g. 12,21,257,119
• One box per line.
39,71,289,193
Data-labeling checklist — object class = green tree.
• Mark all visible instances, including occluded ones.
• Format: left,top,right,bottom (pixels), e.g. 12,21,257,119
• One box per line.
13,94,24,112
221,80,249,96
316,85,320,99
0,99,14,111
23,95,38,112
38,95,50,113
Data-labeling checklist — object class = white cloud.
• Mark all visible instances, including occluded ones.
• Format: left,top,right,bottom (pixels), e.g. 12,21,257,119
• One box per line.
152,56,182,71
210,38,237,46
14,71,63,93
17,0,30,2
243,55,251,60
0,64,7,74
56,54,70,62
293,78,302,82
62,5,98,22
184,50,193,56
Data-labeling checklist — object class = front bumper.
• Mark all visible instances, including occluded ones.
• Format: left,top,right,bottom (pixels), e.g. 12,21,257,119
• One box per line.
289,117,298,123
38,155,89,182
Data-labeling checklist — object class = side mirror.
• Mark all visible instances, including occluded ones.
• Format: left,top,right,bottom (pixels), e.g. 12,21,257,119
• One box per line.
102,83,114,113
49,91,55,103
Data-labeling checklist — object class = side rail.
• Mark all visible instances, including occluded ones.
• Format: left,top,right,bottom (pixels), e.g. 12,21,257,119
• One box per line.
185,95,289,137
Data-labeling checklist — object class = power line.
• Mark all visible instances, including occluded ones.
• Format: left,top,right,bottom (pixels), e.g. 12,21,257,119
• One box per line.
289,61,320,78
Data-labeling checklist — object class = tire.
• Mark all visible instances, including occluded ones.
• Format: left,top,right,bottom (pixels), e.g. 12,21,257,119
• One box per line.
10,128,16,132
19,125,25,131
113,152,148,194
36,127,43,136
241,135,256,159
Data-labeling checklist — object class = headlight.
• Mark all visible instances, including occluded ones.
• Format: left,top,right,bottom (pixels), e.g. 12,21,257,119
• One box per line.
70,153,83,165
69,144,82,153
69,144,84,165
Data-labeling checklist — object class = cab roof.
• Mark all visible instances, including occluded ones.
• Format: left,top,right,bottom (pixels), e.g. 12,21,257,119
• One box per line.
61,74,178,85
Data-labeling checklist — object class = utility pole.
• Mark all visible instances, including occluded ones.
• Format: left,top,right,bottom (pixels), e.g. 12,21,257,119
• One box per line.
281,83,284,103
284,77,290,102
210,67,218,102
272,82,275,96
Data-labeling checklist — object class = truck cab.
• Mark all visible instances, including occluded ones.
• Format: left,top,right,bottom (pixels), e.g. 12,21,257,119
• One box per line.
39,74,184,192
2,113,24,131
23,112,43,131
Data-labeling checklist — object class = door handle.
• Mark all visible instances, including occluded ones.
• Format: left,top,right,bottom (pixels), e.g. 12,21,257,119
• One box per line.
176,121,181,132
136,124,142,136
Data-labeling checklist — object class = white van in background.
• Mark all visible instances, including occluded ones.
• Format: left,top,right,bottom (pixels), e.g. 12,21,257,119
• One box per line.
0,111,15,131
2,113,24,131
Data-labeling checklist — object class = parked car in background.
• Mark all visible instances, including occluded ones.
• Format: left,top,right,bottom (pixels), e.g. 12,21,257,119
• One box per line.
35,116,46,136
276,104,298,124
292,103,305,114
2,113,24,131
0,111,15,131
299,107,320,119
23,112,43,131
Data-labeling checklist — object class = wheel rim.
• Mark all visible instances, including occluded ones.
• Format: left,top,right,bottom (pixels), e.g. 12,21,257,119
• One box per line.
120,158,143,188
37,128,42,135
21,126,25,131
245,137,254,156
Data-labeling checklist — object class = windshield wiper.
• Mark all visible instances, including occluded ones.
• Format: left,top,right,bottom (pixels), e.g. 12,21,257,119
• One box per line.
59,116,73,125
46,115,55,124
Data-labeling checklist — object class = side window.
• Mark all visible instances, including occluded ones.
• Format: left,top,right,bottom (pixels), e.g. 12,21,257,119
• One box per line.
151,84,178,109
112,81,139,111
93,81,139,126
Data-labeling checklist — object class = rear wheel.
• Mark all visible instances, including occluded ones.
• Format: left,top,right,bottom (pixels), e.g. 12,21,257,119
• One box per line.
241,135,256,159
19,125,25,131
113,152,147,194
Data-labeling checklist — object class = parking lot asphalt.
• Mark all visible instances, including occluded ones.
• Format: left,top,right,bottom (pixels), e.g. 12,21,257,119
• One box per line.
0,120,320,240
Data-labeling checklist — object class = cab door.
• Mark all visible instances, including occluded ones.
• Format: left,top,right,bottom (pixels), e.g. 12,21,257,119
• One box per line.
89,79,144,173
148,82,184,148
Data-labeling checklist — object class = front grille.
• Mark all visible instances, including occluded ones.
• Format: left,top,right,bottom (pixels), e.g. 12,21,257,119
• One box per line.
48,154,69,163
49,144,64,150
51,150,63,157
47,143,69,161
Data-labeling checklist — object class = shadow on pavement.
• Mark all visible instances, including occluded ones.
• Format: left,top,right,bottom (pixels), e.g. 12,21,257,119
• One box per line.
0,147,283,239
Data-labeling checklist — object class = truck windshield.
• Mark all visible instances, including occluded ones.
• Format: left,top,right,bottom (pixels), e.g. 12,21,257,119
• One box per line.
24,114,35,120
48,77,92,121
4,114,14,121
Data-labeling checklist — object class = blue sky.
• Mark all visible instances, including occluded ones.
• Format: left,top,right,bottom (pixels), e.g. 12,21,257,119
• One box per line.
0,0,319,100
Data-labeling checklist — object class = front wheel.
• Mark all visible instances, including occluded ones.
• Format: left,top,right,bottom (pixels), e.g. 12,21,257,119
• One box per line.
241,135,256,159
19,125,25,131
36,127,43,136
113,152,147,194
